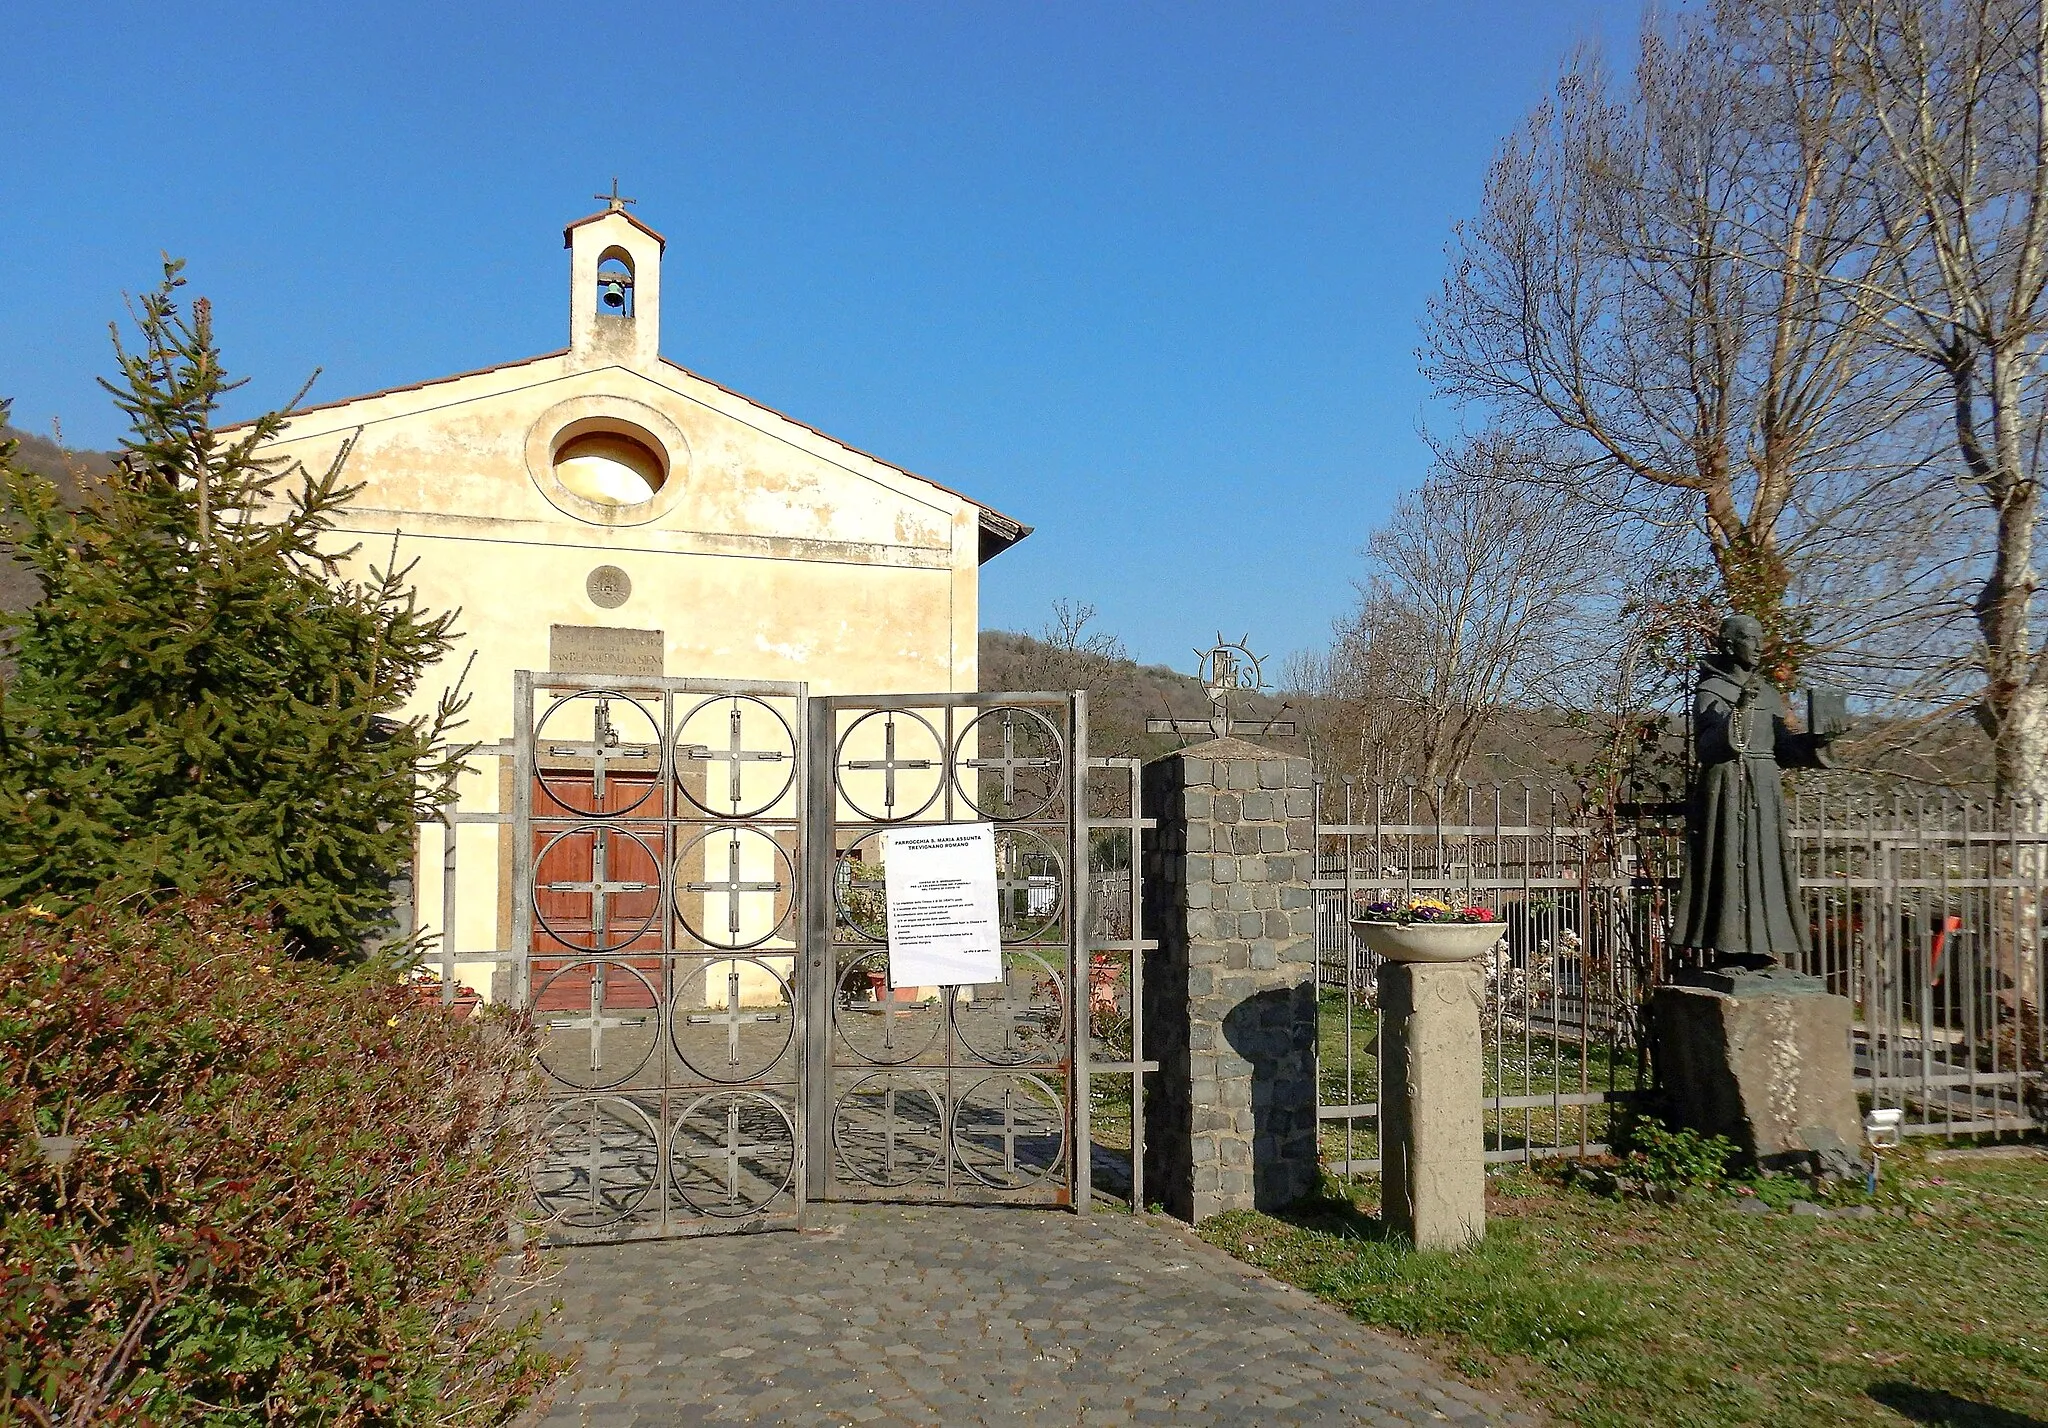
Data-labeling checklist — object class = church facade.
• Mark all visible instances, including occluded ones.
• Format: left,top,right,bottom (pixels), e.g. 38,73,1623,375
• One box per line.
248,198,1028,991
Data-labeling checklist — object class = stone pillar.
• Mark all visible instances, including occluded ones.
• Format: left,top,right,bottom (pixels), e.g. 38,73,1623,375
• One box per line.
1377,961,1485,1251
1141,737,1319,1223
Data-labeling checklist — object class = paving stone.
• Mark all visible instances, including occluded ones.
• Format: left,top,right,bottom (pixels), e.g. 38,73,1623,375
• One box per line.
526,1205,1534,1426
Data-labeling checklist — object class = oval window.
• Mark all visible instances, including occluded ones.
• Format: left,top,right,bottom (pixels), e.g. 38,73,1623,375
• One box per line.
552,430,666,507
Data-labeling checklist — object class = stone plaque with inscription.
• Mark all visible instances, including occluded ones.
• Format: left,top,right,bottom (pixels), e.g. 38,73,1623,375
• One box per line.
549,624,664,676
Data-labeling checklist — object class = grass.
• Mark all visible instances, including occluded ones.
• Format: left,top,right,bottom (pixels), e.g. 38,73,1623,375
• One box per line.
1199,1147,2048,1427
1089,1071,1134,1152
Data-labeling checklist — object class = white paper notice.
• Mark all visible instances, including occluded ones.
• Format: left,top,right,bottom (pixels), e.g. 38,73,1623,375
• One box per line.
883,821,1003,987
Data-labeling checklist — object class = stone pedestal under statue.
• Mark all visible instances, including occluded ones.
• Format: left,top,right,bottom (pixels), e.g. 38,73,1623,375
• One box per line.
1377,959,1486,1251
1648,968,1863,1178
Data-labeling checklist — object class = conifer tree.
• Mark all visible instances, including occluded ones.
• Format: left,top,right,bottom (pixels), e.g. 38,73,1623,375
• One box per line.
0,260,469,956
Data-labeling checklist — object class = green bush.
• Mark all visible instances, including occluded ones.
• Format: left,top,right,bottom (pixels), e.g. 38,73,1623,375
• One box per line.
1618,1114,1737,1191
0,897,558,1424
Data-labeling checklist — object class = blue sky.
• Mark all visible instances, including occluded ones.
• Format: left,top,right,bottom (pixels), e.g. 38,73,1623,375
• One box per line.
0,1,1643,671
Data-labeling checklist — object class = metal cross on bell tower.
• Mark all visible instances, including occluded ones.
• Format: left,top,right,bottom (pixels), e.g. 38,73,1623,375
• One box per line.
1146,634,1298,741
595,178,636,213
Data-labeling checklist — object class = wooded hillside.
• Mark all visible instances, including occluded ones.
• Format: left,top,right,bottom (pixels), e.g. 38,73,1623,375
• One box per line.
0,425,111,617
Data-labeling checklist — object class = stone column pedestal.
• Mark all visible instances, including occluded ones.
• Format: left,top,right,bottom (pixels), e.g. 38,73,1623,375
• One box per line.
1378,959,1485,1251
1649,972,1864,1177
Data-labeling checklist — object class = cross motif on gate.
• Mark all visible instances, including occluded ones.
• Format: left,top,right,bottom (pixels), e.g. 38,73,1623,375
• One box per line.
546,698,655,804
546,961,651,1071
983,1085,1035,1177
869,1084,939,1178
681,700,788,812
854,965,934,1051
685,967,784,1067
992,839,1044,932
963,710,1058,808
678,1098,775,1206
686,833,785,944
992,978,1058,1057
544,826,652,944
843,715,935,815
570,1100,645,1215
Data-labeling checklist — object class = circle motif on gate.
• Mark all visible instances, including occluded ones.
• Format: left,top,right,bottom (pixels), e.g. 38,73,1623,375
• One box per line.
673,694,798,819
533,1096,661,1229
994,827,1065,943
833,1072,947,1187
533,960,661,1090
951,705,1065,822
532,823,665,953
669,1090,797,1217
532,690,664,817
833,949,944,1063
833,829,892,943
670,956,797,1083
951,1072,1065,1190
834,709,946,823
672,825,796,950
953,948,1066,1065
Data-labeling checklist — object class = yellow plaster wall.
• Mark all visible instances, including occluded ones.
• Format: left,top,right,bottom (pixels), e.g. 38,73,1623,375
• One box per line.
258,357,982,746
251,344,990,996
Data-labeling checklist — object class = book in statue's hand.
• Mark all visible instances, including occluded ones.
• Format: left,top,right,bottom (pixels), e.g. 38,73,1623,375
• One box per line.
1806,687,1850,737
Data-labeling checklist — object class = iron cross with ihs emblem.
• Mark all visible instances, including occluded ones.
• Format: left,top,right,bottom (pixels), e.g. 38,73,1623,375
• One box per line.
1146,635,1298,740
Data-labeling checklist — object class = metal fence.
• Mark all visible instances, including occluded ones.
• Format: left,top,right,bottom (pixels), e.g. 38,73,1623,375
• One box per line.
1795,793,2046,1139
1314,781,2048,1176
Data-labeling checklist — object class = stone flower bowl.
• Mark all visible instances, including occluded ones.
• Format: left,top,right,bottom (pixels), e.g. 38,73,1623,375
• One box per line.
1350,919,1508,964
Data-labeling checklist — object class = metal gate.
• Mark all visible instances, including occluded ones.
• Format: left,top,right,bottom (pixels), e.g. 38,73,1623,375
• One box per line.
803,692,1088,1209
518,673,810,1242
517,675,1092,1241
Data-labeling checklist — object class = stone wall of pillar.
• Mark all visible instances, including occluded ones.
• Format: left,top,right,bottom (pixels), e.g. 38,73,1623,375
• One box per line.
1140,737,1319,1222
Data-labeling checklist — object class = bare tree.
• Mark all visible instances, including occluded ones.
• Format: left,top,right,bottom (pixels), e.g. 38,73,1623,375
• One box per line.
1325,436,1611,786
1277,646,1355,782
1045,599,1127,661
1824,0,2048,798
1424,7,1941,685
1003,599,1130,694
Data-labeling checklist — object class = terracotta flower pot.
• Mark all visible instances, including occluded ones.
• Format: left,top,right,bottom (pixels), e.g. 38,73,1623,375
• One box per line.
1350,920,1507,964
1088,961,1119,1014
410,982,484,1018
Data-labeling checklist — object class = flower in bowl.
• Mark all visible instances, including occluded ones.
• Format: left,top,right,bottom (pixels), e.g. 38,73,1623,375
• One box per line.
1356,897,1499,925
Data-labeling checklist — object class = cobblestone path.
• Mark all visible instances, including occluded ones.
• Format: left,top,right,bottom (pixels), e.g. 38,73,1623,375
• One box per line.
530,1204,1534,1427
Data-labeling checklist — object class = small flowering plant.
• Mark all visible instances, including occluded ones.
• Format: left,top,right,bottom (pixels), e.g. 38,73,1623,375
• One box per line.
1355,896,1500,925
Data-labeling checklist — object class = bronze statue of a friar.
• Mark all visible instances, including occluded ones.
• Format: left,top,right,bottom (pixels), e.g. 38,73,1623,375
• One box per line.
1657,615,1865,1178
1673,614,1839,976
